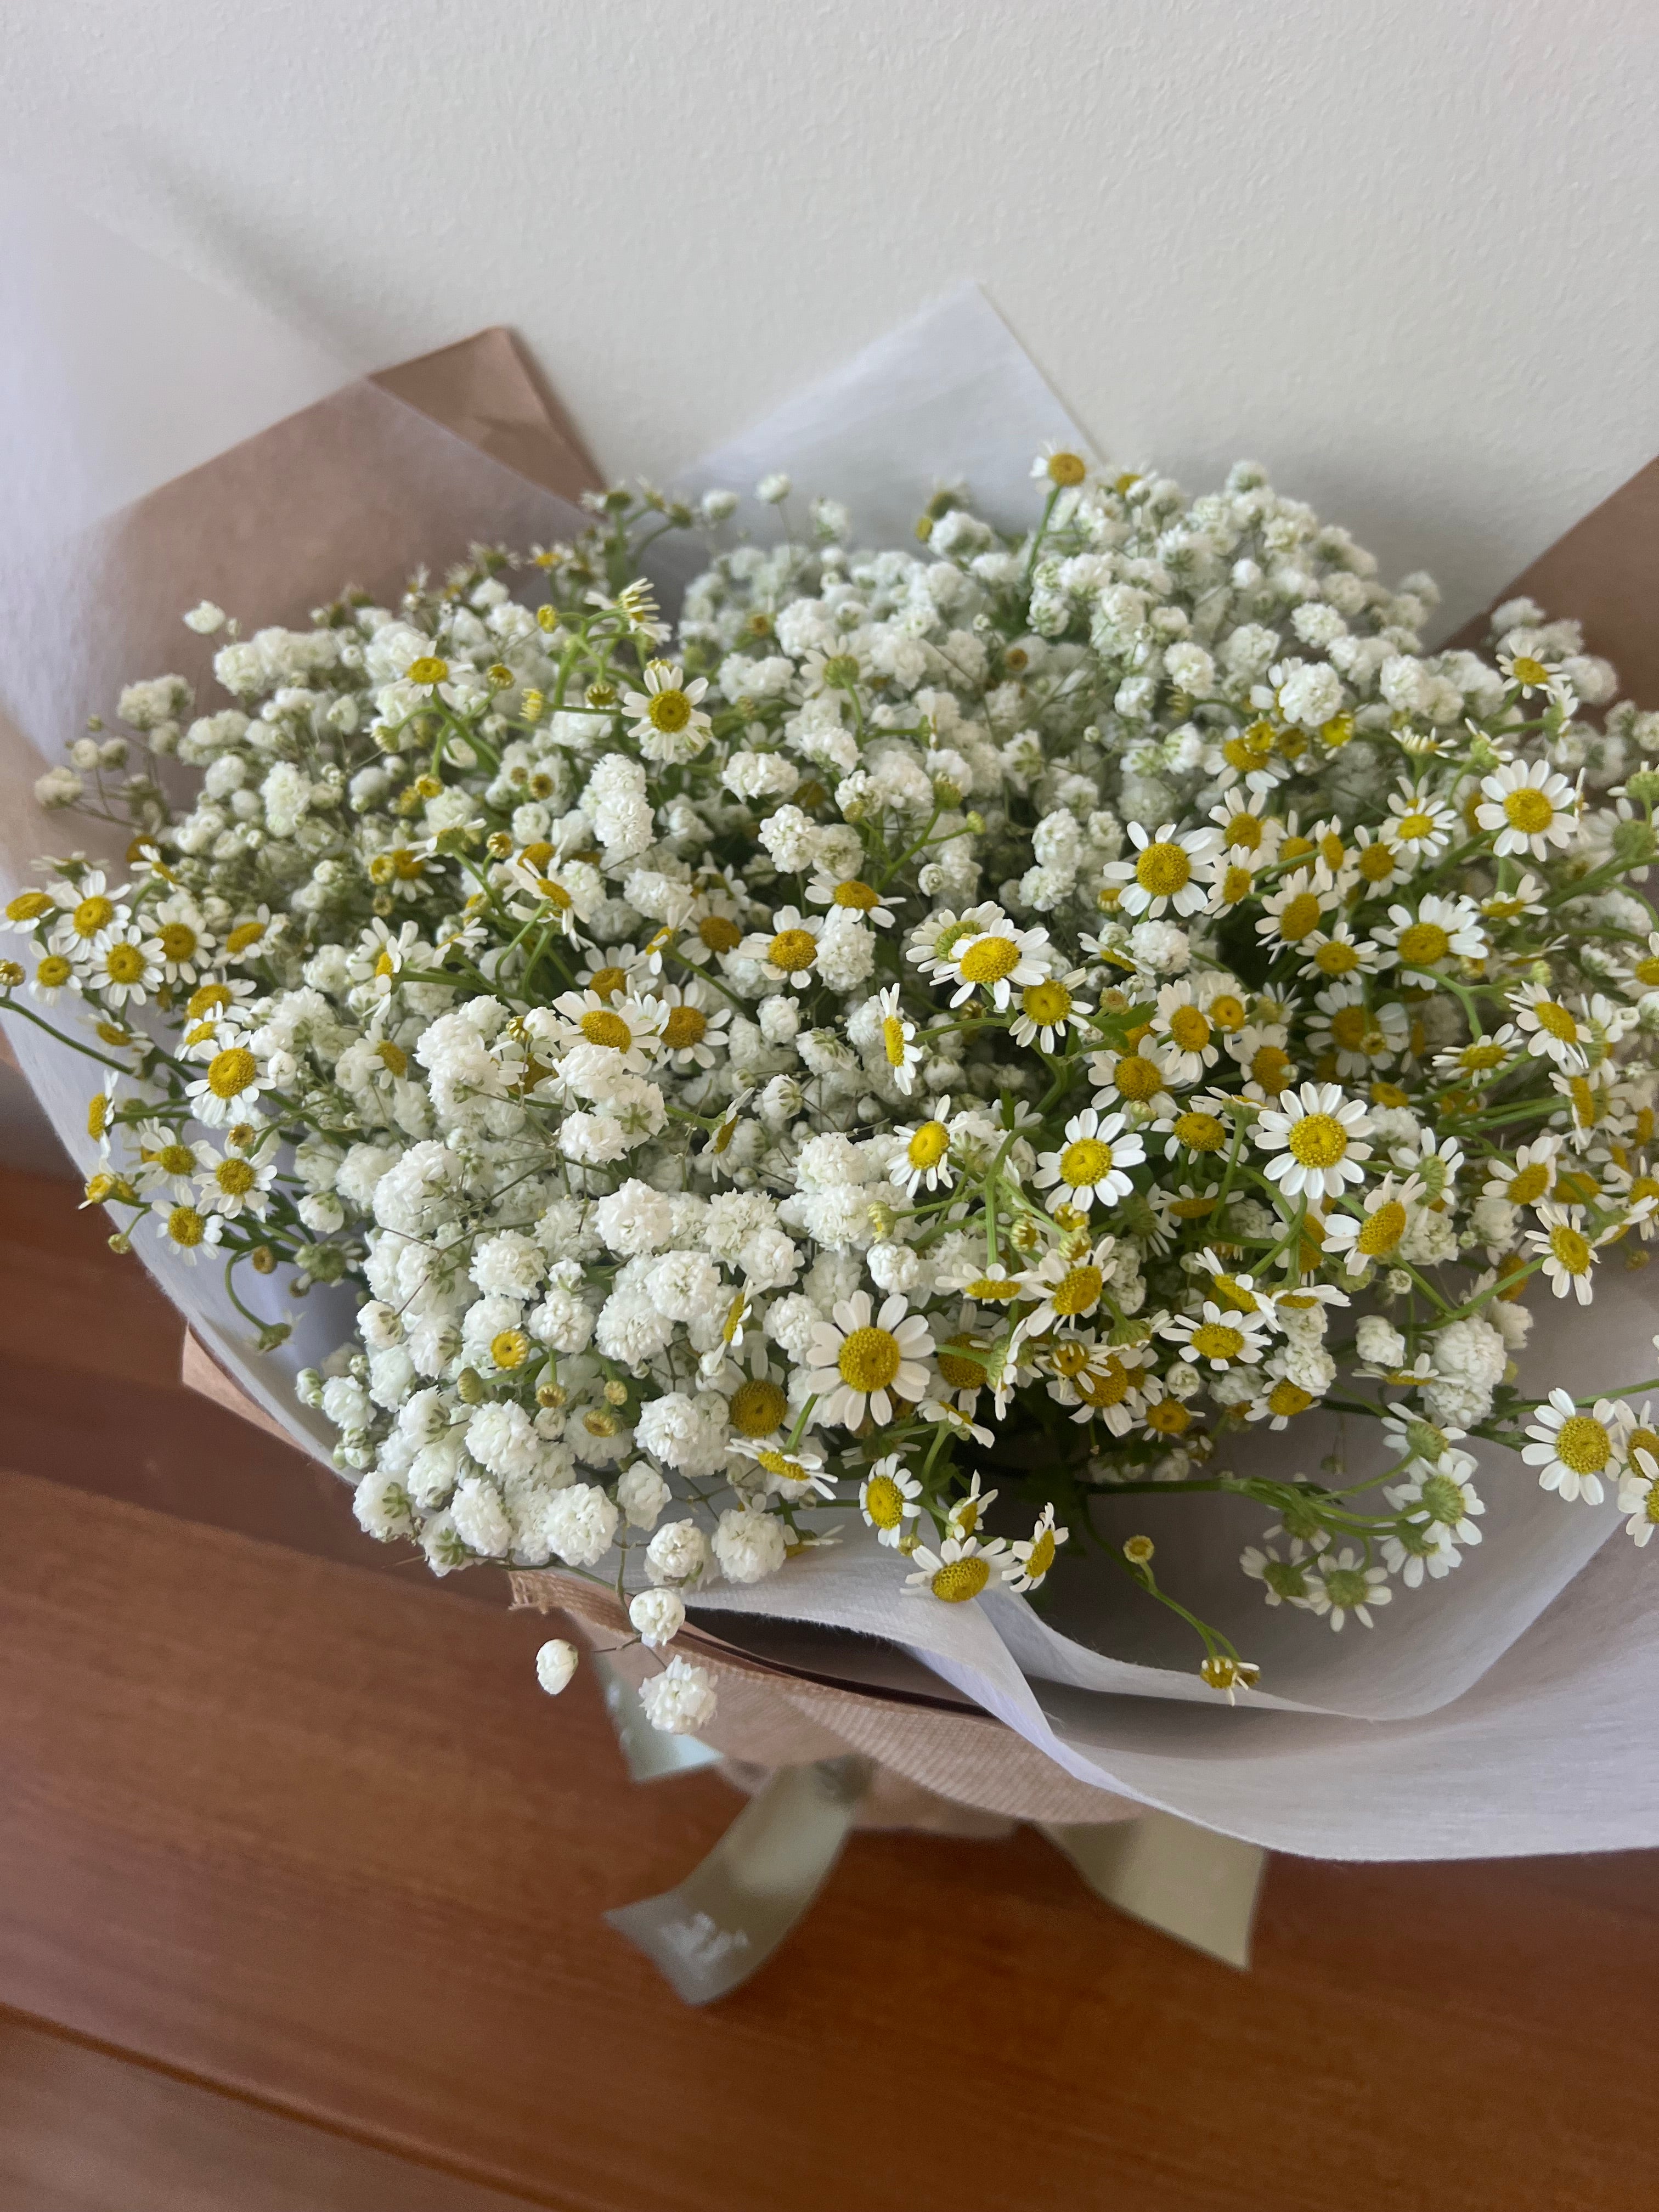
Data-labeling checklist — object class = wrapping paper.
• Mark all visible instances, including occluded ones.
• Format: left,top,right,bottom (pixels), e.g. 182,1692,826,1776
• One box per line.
7,205,1659,1858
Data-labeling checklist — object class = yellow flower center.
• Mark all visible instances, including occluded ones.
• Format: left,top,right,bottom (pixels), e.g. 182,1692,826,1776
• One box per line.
1319,831,1346,869
1050,1265,1103,1317
1220,864,1255,904
7,890,53,922
1207,994,1246,1034
580,1008,633,1051
769,928,817,973
1357,842,1398,883
1167,1005,1211,1052
206,1047,257,1099
377,1040,408,1077
1554,1414,1609,1474
36,954,71,988
407,656,449,685
698,913,742,952
1223,811,1263,851
929,1556,991,1602
1502,1162,1549,1205
168,1204,206,1247
1634,956,1659,988
936,1337,985,1390
391,849,424,881
865,1473,906,1527
1022,979,1073,1025
1288,1112,1349,1168
1330,1006,1372,1053
1462,1040,1506,1070
1627,1426,1659,1468
1534,1001,1578,1041
1190,1321,1246,1362
72,895,114,938
1396,810,1436,844
1281,836,1315,862
1111,1054,1163,1101
832,879,881,910
1314,939,1361,976
157,921,198,961
661,1004,707,1051
882,1015,910,1066
729,1377,788,1436
1060,1137,1115,1189
1550,1223,1592,1274
1511,656,1549,686
1397,921,1451,967
216,1158,257,1196
838,1326,902,1394
154,1143,195,1176
1146,1397,1192,1436
647,688,692,733
587,964,628,1001
1504,787,1555,834
1211,1275,1260,1313
907,1121,950,1172
1047,450,1087,486
489,1329,529,1370
1135,842,1191,898
1023,1529,1057,1579
225,921,266,953
1276,893,1321,942
958,935,1021,984
1172,1111,1225,1152
965,1275,1021,1303
103,942,146,984
1077,1356,1131,1407
1357,1199,1407,1254
1250,1045,1292,1093
1268,1379,1313,1418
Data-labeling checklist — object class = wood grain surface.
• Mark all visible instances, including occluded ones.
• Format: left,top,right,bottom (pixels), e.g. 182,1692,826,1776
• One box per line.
3,1162,1658,2210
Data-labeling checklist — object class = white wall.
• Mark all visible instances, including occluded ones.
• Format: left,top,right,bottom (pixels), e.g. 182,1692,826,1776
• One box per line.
4,0,1657,629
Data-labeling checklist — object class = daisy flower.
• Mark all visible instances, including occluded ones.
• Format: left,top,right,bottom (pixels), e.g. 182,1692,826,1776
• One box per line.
1433,1024,1520,1086
1031,442,1092,488
857,1456,922,1544
1525,1203,1605,1304
1240,1539,1317,1607
1302,1547,1392,1631
1006,1503,1068,1592
1102,821,1220,919
798,641,874,698
150,896,216,985
680,887,748,965
1298,920,1376,984
890,1099,955,1197
621,661,713,760
1323,1173,1423,1274
1009,968,1094,1051
871,984,923,1094
1088,1042,1177,1115
1307,985,1409,1080
1384,1454,1485,1578
45,868,130,957
1509,983,1590,1071
1160,1299,1272,1370
1384,784,1458,865
803,1292,935,1430
933,1254,1025,1305
1621,930,1659,998
1476,758,1579,859
575,945,646,1000
1151,1100,1232,1161
1521,1389,1619,1502
1045,1339,1150,1432
945,1472,998,1541
1255,867,1335,952
1478,874,1548,927
1617,1446,1659,1547
1034,1107,1144,1213
1498,645,1558,696
904,1532,1010,1604
1481,1135,1560,1210
192,1135,278,1220
132,1120,201,1203
77,922,161,1009
735,1439,834,1501
1014,1237,1117,1333
548,989,662,1072
944,917,1053,1011
806,871,900,928
1254,1081,1373,1200
150,1198,226,1267
184,1040,267,1126
739,905,822,986
650,981,730,1070
1207,791,1282,861
26,951,74,1003
1371,894,1487,977
1150,980,1221,1083
1230,1024,1297,1102
1245,1362,1321,1429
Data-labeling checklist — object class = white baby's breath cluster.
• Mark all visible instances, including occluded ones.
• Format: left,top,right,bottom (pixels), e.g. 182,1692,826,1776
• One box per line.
12,446,1659,1726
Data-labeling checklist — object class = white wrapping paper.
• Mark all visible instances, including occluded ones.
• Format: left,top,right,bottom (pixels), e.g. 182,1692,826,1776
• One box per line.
4,201,1655,1857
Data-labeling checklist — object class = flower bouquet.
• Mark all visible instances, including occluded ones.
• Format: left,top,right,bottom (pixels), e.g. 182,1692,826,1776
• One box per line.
5,233,1659,1993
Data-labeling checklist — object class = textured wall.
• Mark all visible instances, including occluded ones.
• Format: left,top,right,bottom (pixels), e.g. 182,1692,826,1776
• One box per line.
3,0,1656,628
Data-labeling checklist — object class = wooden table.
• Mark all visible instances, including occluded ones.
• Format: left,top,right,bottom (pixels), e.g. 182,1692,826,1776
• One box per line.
1,1163,1654,2211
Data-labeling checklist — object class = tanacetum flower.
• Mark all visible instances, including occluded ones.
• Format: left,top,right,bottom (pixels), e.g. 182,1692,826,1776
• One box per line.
944,916,1052,1011
1476,758,1579,858
1252,1081,1372,1199
873,983,923,1094
1522,1389,1619,1502
1510,983,1590,1071
622,661,712,759
904,1532,1009,1603
1006,1503,1068,1591
1303,1547,1391,1631
1371,894,1487,976
1160,1300,1272,1370
803,1292,935,1429
857,1455,922,1545
891,1101,955,1197
1525,1203,1605,1303
1103,821,1219,919
1010,968,1093,1051
1034,1107,1144,1212
1618,1446,1659,1547
1323,1173,1423,1274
